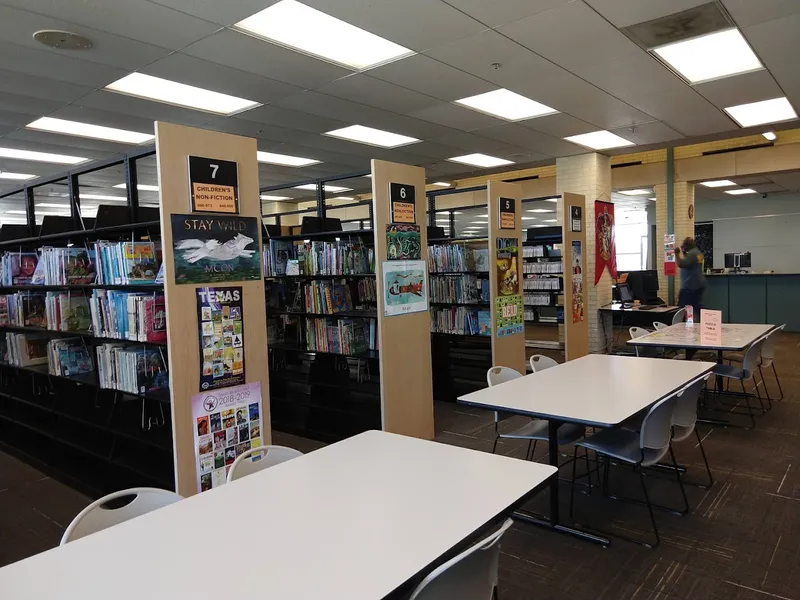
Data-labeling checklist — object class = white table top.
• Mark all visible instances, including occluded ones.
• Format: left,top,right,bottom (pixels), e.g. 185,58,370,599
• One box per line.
627,322,775,351
458,354,715,428
0,431,556,600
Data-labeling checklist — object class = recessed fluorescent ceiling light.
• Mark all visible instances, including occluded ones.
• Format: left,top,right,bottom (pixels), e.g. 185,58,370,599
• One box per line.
564,130,634,150
762,131,777,141
293,184,352,192
700,180,736,188
544,197,559,202
619,189,652,196
8,209,67,215
543,219,557,223
0,147,86,165
234,0,413,70
528,209,553,213
431,182,451,187
260,194,292,201
0,172,36,180
26,117,154,144
113,183,160,192
446,153,514,168
724,97,798,127
80,194,127,201
105,73,260,116
36,203,69,208
325,125,419,148
455,88,557,121
256,151,320,167
725,188,757,195
521,217,536,221
653,29,762,84
331,196,354,200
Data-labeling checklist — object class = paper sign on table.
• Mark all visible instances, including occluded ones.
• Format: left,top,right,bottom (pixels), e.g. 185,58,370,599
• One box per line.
700,309,722,346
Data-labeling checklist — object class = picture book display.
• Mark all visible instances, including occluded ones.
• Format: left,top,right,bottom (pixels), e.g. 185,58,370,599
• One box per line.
47,338,93,377
94,241,160,285
171,215,261,284
196,286,245,391
386,224,421,260
1,252,38,285
382,260,428,317
96,343,168,395
89,290,166,342
191,382,263,492
38,247,96,285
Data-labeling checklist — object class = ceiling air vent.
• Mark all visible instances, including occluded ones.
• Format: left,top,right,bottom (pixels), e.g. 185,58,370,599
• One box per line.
622,2,733,50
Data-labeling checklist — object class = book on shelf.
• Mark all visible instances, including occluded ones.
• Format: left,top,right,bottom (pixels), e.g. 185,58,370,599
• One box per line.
1,252,39,286
523,261,563,274
430,306,484,336
96,343,168,395
473,249,490,272
94,241,160,285
478,310,491,336
38,247,97,285
303,316,377,355
89,290,166,342
5,332,49,367
357,278,377,302
428,244,478,273
268,239,293,276
47,337,93,377
45,292,92,332
429,274,489,304
5,292,47,327
298,238,374,276
0,295,8,326
523,276,561,291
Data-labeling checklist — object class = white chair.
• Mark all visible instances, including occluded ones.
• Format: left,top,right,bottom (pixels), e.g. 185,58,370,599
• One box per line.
226,445,303,482
653,321,669,330
629,326,659,358
409,519,514,600
486,367,584,460
529,354,559,372
61,487,182,545
671,308,687,325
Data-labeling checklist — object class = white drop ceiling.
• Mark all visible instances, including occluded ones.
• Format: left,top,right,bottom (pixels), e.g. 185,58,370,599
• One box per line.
0,0,799,205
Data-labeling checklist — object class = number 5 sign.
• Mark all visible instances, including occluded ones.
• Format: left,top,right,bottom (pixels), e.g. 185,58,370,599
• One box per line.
188,155,240,214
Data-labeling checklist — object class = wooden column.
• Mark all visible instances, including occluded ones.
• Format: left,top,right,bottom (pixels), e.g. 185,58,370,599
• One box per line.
487,181,526,373
155,122,270,496
371,159,434,439
561,192,589,360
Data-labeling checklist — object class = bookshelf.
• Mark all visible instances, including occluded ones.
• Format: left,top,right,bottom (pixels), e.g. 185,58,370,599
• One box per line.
522,240,564,325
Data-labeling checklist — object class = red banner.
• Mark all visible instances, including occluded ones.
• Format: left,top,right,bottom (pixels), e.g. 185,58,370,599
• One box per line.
594,200,618,285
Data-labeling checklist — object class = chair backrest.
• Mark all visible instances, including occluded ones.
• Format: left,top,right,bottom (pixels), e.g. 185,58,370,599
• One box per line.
61,487,182,545
760,325,785,367
653,321,669,330
742,337,766,377
671,374,711,441
639,394,678,467
486,366,523,387
529,355,559,373
227,445,304,483
629,327,655,357
672,307,687,324
409,519,513,600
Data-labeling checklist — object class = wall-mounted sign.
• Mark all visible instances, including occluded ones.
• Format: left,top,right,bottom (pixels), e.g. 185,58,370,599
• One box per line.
495,294,523,337
389,182,416,224
570,206,582,232
188,155,239,214
196,286,245,392
499,197,516,230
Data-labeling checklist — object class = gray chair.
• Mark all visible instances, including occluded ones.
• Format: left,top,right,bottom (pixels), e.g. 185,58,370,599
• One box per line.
629,326,660,358
572,393,682,548
653,321,669,330
408,519,514,600
227,445,303,483
713,337,767,428
671,374,714,488
486,367,584,460
671,307,687,324
726,325,785,402
529,354,559,373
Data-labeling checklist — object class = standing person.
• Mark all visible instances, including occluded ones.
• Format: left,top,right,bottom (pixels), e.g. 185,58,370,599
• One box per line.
675,237,706,318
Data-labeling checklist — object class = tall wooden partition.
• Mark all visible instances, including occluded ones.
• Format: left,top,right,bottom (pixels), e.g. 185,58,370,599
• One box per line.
487,181,526,373
372,159,434,439
561,192,589,360
155,122,270,495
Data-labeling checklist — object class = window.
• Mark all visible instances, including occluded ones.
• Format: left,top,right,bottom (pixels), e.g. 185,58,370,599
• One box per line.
615,208,648,271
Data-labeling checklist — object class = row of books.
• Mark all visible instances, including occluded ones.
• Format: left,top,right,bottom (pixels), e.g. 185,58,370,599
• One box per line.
524,292,556,306
1,252,39,286
303,317,377,355
4,333,48,367
522,245,549,258
45,292,92,331
429,274,489,304
300,281,356,314
94,241,160,285
1,293,46,327
430,307,490,336
428,245,489,273
96,343,168,395
265,238,374,277
89,290,167,343
522,276,561,291
357,278,377,302
47,338,93,377
36,247,96,285
523,261,563,274
524,307,537,321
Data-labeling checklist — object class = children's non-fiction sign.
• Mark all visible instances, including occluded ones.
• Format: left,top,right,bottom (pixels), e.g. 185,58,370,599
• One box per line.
188,156,239,214
499,197,516,230
386,223,421,260
192,382,262,493
197,286,245,391
383,260,428,317
171,214,261,284
495,294,523,337
496,238,519,296
389,182,416,224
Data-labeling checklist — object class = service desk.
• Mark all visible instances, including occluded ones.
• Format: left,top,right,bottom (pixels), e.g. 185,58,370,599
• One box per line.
705,273,800,332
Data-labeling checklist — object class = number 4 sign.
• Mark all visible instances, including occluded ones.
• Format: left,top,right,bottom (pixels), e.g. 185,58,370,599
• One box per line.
188,155,240,214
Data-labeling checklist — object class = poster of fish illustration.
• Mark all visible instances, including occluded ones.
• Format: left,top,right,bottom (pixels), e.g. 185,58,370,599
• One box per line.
382,260,428,317
171,215,262,284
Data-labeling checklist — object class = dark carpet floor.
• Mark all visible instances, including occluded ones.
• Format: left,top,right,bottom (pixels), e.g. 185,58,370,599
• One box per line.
2,333,799,600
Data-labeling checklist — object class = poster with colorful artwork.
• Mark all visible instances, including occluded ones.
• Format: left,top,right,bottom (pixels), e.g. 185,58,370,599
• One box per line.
495,294,523,337
383,260,428,317
171,214,261,284
594,200,617,284
664,233,677,276
386,223,421,260
496,238,519,296
571,241,584,324
196,286,245,391
192,382,262,493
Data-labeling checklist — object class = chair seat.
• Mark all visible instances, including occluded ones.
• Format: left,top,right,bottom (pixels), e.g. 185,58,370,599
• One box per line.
713,363,747,380
500,420,585,444
575,428,642,465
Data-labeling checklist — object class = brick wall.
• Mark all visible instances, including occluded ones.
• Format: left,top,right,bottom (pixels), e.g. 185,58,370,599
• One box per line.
556,153,613,353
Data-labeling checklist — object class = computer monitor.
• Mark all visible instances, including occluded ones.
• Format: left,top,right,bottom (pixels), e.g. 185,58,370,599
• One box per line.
617,282,633,303
737,252,751,268
725,251,751,270
724,253,735,269
624,270,660,303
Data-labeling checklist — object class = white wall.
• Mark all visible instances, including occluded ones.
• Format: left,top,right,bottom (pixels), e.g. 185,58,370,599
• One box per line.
695,194,800,272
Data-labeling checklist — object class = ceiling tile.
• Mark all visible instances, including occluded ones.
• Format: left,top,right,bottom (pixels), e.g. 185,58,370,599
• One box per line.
74,90,217,127
519,112,596,138
203,117,305,146
693,69,784,108
225,106,348,135
621,86,734,136
0,109,37,128
300,0,488,52
731,175,772,185
440,0,571,28
572,51,685,98
5,128,137,156
584,0,710,28
0,6,171,70
470,123,584,157
0,135,109,160
143,53,302,105
182,29,352,89
497,1,641,71
147,0,281,26
315,74,440,114
722,0,800,27
0,70,95,104
427,130,525,154
408,102,506,131
609,121,684,145
366,54,495,102
0,91,65,118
